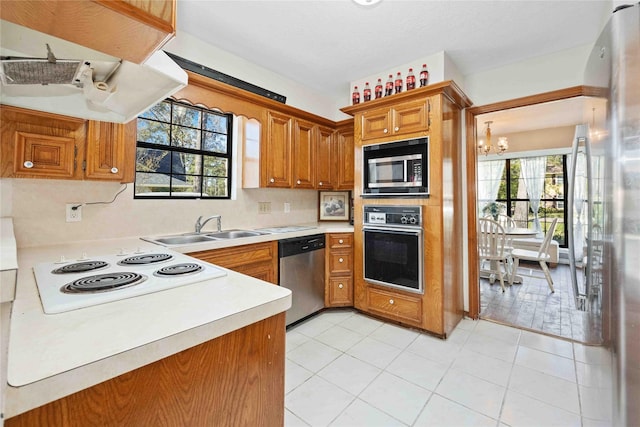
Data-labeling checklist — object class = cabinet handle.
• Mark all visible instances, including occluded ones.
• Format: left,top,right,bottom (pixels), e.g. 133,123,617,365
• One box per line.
270,178,275,183
296,179,301,185
319,182,323,186
383,128,388,134
110,167,119,174
394,127,400,132
338,258,344,263
338,283,344,289
23,161,34,169
389,299,395,305
338,239,344,244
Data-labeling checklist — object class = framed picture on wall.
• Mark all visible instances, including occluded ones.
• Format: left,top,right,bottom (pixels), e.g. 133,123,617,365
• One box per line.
319,191,350,221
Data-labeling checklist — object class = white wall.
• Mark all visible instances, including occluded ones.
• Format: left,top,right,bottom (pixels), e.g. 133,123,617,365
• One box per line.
164,31,344,121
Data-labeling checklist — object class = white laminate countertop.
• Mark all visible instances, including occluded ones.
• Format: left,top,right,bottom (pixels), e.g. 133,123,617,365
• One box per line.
4,223,353,418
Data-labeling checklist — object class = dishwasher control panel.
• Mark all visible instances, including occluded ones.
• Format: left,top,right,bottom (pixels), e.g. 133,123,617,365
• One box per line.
278,234,326,258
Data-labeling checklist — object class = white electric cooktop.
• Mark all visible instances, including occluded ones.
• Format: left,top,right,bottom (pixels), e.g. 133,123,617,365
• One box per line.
33,249,226,314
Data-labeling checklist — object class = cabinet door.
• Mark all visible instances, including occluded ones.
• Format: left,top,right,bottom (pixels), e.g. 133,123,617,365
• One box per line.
292,118,315,189
315,125,334,189
263,111,292,188
335,127,354,190
327,277,353,306
361,108,392,141
392,100,429,135
13,131,77,178
188,241,278,285
85,120,135,182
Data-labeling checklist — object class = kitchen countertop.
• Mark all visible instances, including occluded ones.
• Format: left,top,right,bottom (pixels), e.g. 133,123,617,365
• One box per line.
4,223,353,418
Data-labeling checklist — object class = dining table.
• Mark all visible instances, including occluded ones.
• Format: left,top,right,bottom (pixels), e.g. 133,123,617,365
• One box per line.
479,226,538,285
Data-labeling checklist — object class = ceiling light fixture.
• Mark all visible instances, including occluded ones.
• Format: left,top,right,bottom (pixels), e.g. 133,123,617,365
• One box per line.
352,0,382,6
477,121,508,155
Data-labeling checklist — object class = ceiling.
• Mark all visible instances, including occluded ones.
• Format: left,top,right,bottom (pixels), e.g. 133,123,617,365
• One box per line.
477,96,608,137
176,0,611,103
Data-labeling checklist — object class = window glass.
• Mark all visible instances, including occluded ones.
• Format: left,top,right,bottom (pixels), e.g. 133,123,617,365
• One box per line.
478,154,568,247
134,99,233,199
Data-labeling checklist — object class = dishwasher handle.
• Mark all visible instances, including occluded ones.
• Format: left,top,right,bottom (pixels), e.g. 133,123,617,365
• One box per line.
278,234,326,258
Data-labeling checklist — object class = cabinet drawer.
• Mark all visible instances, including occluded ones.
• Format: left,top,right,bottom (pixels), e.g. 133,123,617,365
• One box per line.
328,233,353,249
328,251,352,275
327,276,353,306
367,287,422,324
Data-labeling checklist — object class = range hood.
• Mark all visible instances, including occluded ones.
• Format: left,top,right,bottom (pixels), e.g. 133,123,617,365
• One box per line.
0,21,187,123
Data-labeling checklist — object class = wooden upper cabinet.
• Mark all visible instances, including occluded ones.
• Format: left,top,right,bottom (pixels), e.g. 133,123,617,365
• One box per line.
335,123,354,190
315,125,334,190
85,120,136,182
0,0,176,64
0,105,135,182
361,108,392,141
361,99,429,142
292,119,315,189
263,111,292,188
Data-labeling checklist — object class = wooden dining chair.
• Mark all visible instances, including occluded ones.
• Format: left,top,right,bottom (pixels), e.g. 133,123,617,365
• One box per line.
509,218,558,292
488,214,517,253
478,218,512,292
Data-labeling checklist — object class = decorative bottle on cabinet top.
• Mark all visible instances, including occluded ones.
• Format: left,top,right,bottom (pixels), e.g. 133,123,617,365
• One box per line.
419,64,429,87
394,72,403,94
375,78,383,99
406,68,416,90
385,74,394,96
363,82,371,102
352,86,360,105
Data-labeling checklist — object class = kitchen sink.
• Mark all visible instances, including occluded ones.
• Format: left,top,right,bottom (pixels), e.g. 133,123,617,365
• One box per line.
205,230,267,239
151,234,217,245
142,229,267,246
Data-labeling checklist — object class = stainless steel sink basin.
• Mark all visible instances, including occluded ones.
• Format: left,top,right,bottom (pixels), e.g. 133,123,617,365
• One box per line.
142,229,267,246
205,230,267,239
151,234,217,245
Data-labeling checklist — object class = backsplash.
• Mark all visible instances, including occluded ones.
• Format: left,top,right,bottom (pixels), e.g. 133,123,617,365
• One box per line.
1,178,319,248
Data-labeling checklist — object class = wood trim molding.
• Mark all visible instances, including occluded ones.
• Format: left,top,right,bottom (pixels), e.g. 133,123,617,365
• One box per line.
180,71,336,127
465,85,597,319
467,85,598,116
341,80,473,116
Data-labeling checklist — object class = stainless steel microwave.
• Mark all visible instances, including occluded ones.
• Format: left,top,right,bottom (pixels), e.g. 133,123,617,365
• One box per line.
362,137,429,197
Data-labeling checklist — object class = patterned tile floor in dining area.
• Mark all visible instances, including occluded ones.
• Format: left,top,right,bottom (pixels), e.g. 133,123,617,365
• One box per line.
284,309,612,426
479,262,603,344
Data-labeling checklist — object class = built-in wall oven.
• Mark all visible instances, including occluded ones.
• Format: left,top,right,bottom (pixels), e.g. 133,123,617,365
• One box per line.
363,205,423,294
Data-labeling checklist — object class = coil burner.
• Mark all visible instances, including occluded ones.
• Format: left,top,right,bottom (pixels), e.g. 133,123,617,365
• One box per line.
117,253,173,265
52,260,110,274
154,263,204,277
61,272,147,294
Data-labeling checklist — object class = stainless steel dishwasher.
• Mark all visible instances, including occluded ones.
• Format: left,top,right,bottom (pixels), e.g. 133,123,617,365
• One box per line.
278,234,325,326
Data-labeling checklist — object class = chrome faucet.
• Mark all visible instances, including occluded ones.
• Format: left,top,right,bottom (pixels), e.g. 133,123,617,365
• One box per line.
195,215,222,234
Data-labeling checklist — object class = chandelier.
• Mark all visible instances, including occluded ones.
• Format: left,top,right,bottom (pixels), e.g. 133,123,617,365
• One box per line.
478,121,508,155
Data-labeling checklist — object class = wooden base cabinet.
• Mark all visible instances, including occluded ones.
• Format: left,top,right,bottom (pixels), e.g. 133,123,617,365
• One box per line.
6,314,286,427
341,82,472,338
325,233,354,307
188,241,279,285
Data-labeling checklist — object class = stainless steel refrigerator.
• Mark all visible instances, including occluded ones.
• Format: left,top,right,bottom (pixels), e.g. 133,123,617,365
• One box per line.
577,3,640,426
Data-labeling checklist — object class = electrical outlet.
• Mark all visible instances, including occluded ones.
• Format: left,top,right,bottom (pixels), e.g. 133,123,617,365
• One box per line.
258,201,271,214
66,204,82,222
284,202,291,213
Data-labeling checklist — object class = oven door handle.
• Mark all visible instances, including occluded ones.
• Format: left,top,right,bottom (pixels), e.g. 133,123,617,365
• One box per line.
362,226,422,237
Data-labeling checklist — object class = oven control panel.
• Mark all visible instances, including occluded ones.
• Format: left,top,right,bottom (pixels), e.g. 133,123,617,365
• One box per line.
363,206,422,226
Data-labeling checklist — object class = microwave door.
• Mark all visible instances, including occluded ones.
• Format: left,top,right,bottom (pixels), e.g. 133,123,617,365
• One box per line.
368,158,406,188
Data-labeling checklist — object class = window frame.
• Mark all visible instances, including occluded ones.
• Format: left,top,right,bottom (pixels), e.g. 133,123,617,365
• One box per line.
478,154,569,248
134,99,233,200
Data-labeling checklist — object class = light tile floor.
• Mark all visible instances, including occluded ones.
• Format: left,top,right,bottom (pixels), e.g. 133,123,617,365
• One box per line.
285,309,613,427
